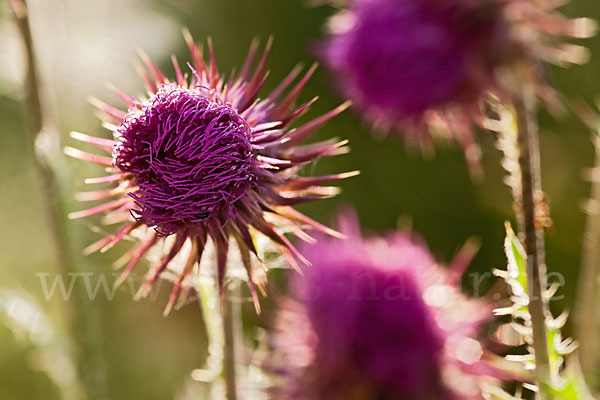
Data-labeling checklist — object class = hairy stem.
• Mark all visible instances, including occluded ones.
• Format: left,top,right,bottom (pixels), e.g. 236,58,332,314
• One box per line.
10,1,107,399
222,284,239,400
575,134,600,382
513,80,552,393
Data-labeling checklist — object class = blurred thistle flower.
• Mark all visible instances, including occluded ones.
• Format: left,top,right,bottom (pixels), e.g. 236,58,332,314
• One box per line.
272,212,517,399
65,31,357,315
319,0,596,170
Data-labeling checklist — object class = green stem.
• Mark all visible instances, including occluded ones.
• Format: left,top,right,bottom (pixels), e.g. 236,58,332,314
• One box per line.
221,283,238,400
513,79,552,395
575,134,600,383
10,1,107,399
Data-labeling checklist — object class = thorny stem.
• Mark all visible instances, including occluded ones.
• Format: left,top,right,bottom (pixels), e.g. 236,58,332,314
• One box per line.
222,283,239,400
513,79,552,395
575,134,600,382
10,1,107,399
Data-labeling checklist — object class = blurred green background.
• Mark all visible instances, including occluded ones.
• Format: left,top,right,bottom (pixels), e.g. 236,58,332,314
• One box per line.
1,0,600,398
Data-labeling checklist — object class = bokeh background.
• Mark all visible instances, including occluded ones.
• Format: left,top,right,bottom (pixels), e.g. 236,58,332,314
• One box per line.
1,0,600,399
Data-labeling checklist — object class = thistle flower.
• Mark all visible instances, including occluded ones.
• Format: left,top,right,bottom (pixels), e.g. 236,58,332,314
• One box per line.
319,0,595,169
272,213,514,399
65,32,356,314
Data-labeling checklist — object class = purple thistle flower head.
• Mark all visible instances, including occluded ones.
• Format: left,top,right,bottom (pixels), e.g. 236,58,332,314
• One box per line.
115,84,255,235
273,212,507,399
65,33,357,314
300,232,449,398
322,0,501,117
320,0,595,170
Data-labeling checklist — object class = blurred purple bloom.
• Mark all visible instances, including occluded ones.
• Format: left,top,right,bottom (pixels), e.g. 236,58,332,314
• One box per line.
320,0,595,171
273,212,506,399
322,0,498,117
65,33,357,314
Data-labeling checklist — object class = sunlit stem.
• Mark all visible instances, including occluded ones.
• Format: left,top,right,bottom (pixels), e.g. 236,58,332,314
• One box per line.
196,278,241,399
10,1,107,399
512,75,552,395
222,282,240,400
575,134,600,382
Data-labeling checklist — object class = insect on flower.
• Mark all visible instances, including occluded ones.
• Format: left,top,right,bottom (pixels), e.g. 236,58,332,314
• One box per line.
65,31,357,315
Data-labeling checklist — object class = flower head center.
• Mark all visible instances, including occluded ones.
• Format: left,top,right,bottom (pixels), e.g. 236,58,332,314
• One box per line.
114,84,254,235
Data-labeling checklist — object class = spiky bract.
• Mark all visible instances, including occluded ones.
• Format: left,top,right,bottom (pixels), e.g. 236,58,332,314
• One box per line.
66,33,356,314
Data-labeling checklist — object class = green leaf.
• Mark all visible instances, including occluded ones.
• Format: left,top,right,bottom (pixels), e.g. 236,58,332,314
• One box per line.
545,371,595,400
503,222,528,296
